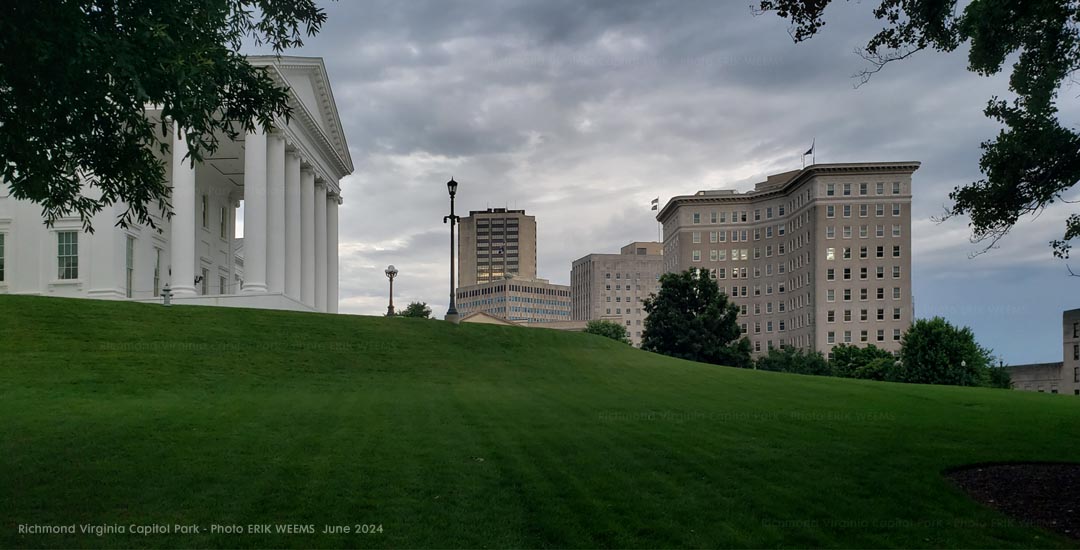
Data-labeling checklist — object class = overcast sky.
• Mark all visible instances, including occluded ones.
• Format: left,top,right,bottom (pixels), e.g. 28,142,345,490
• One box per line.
252,0,1080,365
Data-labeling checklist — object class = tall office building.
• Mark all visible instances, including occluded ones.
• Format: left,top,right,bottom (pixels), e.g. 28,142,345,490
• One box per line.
570,242,663,346
455,207,568,324
458,208,537,286
656,162,918,358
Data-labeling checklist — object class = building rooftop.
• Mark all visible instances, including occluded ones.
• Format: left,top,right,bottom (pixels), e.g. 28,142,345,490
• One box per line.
1005,362,1063,370
658,161,921,222
468,208,528,216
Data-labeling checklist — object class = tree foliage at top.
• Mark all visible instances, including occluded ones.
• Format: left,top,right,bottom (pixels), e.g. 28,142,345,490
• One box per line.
756,0,1080,261
398,302,433,319
755,325,1007,388
641,268,752,368
829,343,895,378
0,0,327,232
584,319,631,345
897,317,995,386
755,346,831,376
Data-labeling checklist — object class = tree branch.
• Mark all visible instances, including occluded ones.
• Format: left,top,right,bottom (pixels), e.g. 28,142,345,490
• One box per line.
853,45,926,88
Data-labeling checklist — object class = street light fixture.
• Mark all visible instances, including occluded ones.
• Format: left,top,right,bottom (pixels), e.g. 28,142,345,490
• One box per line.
444,177,461,323
384,264,398,316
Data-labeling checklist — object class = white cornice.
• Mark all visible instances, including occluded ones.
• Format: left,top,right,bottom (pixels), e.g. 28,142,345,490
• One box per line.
656,162,921,223
248,56,353,183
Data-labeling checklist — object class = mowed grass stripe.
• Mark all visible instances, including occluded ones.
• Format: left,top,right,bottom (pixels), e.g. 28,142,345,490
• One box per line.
1,295,1078,548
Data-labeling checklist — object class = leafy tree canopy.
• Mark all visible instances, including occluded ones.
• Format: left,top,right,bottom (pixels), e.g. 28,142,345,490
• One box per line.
756,0,1080,260
755,346,831,376
831,343,895,378
584,320,631,345
897,317,995,386
987,364,1013,389
641,268,752,368
852,356,899,382
0,0,327,232
398,302,433,319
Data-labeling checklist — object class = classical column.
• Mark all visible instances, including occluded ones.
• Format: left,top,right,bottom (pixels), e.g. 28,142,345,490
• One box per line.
326,193,340,313
284,150,302,300
300,168,316,306
226,194,239,294
169,124,197,296
266,133,286,294
314,181,328,312
242,127,268,293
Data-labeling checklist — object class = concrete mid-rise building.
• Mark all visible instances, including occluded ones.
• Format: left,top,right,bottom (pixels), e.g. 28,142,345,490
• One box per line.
458,208,537,286
656,162,919,358
456,277,571,324
570,241,664,346
1007,308,1080,395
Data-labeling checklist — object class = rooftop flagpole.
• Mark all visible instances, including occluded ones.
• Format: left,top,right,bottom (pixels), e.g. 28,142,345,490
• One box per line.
802,138,815,169
651,197,660,243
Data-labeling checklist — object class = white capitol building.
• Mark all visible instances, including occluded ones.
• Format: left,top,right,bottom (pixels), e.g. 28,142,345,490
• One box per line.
0,56,352,313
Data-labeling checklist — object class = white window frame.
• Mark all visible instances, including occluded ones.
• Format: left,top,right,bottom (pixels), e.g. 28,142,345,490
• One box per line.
153,247,162,297
125,235,135,298
56,230,80,281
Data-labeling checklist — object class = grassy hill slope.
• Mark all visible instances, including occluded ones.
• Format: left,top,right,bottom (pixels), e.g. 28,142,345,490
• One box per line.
1,295,1078,548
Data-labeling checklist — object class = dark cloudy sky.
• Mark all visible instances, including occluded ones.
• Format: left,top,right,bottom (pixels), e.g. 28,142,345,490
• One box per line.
252,0,1080,365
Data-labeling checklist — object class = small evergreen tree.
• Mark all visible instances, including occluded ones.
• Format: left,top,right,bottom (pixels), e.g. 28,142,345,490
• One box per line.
398,302,433,319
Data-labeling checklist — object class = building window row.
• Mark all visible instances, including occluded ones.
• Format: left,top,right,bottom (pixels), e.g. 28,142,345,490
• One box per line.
825,287,903,302
826,182,903,196
825,224,903,239
826,246,902,260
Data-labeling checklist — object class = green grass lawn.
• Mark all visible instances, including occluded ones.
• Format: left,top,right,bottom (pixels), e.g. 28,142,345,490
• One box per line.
1,295,1078,549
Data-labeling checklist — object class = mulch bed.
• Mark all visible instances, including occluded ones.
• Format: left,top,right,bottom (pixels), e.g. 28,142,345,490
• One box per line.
946,462,1080,540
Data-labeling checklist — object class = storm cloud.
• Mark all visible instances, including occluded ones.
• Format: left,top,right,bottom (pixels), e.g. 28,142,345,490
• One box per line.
255,0,1080,364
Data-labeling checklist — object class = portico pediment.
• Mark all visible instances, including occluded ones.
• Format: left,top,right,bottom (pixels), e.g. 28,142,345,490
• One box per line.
247,56,353,182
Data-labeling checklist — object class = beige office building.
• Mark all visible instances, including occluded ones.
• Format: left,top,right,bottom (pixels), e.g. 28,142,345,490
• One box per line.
458,208,537,286
657,162,919,358
1007,308,1080,395
456,278,571,324
571,241,664,346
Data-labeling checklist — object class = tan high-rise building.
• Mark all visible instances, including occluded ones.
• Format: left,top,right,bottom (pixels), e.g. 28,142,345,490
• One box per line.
571,242,664,346
458,208,537,286
656,162,919,358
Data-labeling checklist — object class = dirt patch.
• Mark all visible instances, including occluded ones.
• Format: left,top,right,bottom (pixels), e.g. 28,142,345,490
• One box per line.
946,462,1080,540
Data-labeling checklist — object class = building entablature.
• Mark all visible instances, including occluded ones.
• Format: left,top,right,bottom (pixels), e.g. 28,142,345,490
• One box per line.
657,162,921,223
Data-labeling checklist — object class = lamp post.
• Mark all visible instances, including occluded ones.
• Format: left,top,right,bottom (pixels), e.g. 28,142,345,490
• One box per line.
444,177,461,323
384,264,398,316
